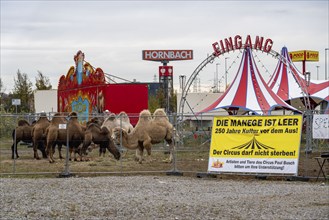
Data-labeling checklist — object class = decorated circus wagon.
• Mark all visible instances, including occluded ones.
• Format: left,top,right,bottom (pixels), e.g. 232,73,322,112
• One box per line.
57,51,148,125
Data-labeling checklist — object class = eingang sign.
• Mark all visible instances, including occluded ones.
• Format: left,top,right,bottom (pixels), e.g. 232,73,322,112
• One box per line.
208,115,303,175
212,35,273,56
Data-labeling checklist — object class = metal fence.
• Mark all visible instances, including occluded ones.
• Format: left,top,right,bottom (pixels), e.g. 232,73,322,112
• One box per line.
0,111,328,180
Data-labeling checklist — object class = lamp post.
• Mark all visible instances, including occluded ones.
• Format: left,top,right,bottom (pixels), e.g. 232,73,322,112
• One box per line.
325,48,329,80
316,65,319,80
225,57,230,90
304,71,312,154
179,75,186,94
216,63,220,92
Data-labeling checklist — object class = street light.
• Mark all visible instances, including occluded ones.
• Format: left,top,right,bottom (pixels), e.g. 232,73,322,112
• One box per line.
225,57,230,89
316,65,320,80
304,71,312,154
216,63,220,92
325,48,329,80
179,75,186,94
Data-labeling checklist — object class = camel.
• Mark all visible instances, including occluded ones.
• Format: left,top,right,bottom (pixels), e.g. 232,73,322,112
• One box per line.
11,119,47,159
112,108,174,164
31,113,50,160
101,111,133,156
102,111,133,133
45,113,68,163
66,112,88,161
11,119,33,159
82,123,121,160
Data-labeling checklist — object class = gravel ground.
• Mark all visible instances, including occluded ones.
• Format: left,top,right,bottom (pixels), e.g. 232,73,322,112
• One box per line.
0,175,328,220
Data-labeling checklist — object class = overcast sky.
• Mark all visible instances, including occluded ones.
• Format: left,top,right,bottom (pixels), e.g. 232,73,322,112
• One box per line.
1,0,328,93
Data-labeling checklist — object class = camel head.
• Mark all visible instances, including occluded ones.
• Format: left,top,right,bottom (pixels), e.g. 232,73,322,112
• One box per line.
111,127,128,145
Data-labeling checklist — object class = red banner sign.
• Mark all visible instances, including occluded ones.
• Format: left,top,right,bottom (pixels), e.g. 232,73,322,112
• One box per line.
159,66,173,77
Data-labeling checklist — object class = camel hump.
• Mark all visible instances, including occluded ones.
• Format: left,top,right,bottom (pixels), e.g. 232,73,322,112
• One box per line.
108,113,116,121
18,119,30,126
51,113,66,124
139,110,152,122
69,111,78,118
153,108,169,121
87,122,97,129
118,111,130,123
100,126,110,135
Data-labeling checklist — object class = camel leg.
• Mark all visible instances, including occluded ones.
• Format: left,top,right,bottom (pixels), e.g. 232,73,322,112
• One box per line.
144,144,153,163
58,144,63,159
48,144,55,163
99,147,103,157
143,139,153,163
11,143,19,159
167,141,174,163
135,146,143,164
33,143,40,160
40,143,47,159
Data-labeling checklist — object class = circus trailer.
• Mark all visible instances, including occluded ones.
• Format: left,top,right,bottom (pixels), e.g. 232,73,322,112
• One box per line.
57,51,148,125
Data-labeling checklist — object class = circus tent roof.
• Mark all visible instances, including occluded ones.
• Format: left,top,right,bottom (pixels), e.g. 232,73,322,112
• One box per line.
268,47,329,109
199,48,300,115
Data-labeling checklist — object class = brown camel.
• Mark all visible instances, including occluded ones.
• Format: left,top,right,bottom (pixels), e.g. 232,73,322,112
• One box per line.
45,113,68,163
47,112,87,163
113,109,174,164
11,120,33,159
31,113,50,160
82,123,121,160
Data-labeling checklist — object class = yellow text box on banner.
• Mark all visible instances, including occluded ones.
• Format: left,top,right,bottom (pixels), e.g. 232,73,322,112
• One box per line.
208,115,303,175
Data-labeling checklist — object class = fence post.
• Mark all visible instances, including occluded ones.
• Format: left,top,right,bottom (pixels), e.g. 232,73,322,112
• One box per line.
305,110,313,154
166,113,183,176
13,116,17,174
59,117,72,177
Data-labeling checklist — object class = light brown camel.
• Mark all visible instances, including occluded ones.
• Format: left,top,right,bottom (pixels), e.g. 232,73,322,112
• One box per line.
31,113,50,160
82,123,121,160
101,111,133,156
101,111,133,133
113,109,174,164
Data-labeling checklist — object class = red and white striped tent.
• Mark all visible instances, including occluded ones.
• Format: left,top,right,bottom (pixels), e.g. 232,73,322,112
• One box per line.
268,47,329,110
199,48,300,115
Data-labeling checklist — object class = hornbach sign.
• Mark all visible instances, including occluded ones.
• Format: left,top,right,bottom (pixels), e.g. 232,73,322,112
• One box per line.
212,35,273,56
142,50,193,61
